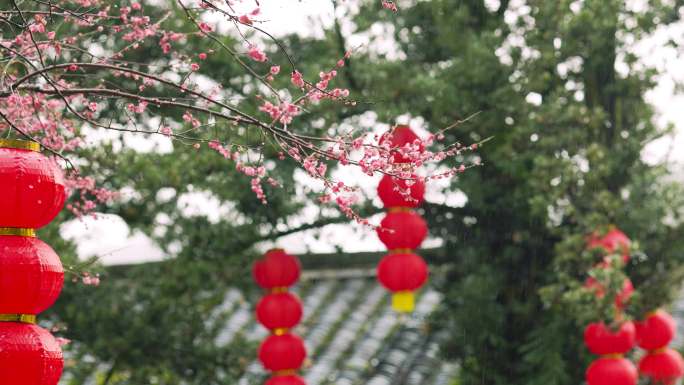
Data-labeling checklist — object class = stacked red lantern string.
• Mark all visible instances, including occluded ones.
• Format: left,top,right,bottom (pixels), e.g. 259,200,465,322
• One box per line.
583,228,638,385
583,227,684,385
253,249,307,385
0,139,66,385
635,310,684,384
375,125,429,313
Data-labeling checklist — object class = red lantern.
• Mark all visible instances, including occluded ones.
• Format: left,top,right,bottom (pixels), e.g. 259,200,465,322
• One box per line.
585,278,634,310
0,235,64,315
377,252,428,312
258,333,307,372
376,211,427,251
379,125,424,163
0,141,66,229
265,375,307,385
256,292,303,332
615,279,634,310
584,322,636,355
639,348,684,385
635,310,676,350
586,357,638,385
587,227,631,263
253,249,301,289
377,174,425,209
0,323,63,385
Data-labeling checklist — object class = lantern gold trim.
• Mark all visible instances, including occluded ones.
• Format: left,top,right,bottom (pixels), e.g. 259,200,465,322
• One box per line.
273,369,297,376
389,248,413,254
0,139,41,152
0,227,36,237
0,314,37,324
387,207,413,213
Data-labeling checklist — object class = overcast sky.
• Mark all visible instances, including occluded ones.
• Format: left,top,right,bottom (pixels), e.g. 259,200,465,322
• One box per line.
61,0,684,265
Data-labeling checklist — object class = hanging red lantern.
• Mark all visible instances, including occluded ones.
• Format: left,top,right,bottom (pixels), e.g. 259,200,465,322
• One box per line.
377,252,428,312
376,211,428,251
253,249,301,290
265,375,307,385
615,279,634,310
379,125,424,163
585,277,634,310
0,322,63,385
586,357,638,385
256,292,303,332
584,322,636,355
258,333,307,372
0,235,64,315
587,227,631,263
377,174,425,209
0,140,66,229
0,140,65,385
639,348,684,385
635,310,676,350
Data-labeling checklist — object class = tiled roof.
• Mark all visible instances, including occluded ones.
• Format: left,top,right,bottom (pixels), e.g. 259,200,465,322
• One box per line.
230,275,457,385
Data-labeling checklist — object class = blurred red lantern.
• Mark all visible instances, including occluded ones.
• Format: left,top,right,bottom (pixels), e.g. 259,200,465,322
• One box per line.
585,278,634,310
586,357,638,385
615,279,634,309
635,310,676,350
256,292,303,332
265,375,307,385
377,174,425,209
587,227,631,263
639,348,684,385
0,323,63,385
379,125,424,163
0,235,64,315
584,321,636,355
376,211,427,251
0,140,66,229
253,249,301,290
258,333,307,372
377,252,428,312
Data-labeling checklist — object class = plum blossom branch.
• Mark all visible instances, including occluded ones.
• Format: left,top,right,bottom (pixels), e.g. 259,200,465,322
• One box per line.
0,0,481,221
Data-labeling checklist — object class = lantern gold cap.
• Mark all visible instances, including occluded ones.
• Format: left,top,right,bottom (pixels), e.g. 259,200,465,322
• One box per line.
0,139,41,152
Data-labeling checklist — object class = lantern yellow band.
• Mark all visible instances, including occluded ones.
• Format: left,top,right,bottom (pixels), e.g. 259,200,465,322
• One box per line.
273,328,288,336
0,314,37,324
270,287,288,294
273,369,296,376
648,347,668,354
0,228,36,237
388,207,413,213
392,291,415,313
389,248,413,254
601,353,624,359
0,139,41,152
